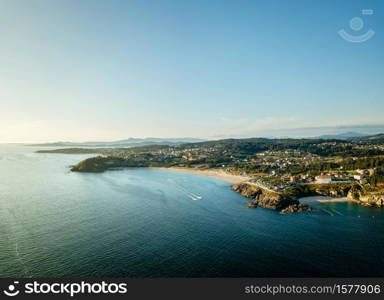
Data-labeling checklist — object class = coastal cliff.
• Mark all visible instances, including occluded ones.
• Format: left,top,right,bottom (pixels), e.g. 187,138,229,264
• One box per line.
291,183,384,208
285,183,354,198
347,185,384,207
231,183,311,213
232,181,384,212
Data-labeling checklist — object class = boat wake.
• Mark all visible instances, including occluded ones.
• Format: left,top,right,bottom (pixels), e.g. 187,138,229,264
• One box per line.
168,179,203,200
320,209,334,216
180,188,202,201
330,208,343,216
319,208,343,216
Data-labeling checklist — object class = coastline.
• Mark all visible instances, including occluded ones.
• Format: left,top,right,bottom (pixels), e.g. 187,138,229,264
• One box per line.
151,167,250,183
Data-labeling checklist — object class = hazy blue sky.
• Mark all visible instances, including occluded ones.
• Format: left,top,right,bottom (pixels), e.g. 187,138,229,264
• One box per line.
0,0,383,142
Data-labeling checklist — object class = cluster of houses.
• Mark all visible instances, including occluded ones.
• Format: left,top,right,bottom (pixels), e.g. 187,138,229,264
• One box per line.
282,169,378,186
252,168,378,193
313,169,376,184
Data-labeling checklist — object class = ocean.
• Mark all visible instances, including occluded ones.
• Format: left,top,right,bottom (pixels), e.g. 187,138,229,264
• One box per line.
0,144,383,277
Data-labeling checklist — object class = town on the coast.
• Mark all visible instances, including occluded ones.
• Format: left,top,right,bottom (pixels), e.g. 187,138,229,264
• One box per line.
37,134,384,213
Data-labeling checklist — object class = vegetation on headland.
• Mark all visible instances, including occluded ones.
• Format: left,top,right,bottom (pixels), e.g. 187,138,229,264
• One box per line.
39,134,384,212
36,148,104,154
231,182,312,214
71,156,150,172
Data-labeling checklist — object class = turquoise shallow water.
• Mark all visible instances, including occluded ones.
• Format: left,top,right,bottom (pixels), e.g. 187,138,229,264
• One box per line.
0,145,383,277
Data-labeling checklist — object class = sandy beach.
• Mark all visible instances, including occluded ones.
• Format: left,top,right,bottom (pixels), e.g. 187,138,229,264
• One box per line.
316,197,351,203
151,167,250,183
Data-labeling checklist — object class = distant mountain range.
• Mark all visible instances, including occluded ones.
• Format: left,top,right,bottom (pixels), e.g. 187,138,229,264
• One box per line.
314,131,367,140
28,137,206,147
28,132,384,148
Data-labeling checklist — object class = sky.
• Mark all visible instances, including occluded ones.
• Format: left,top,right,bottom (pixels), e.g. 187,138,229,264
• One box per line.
0,0,383,142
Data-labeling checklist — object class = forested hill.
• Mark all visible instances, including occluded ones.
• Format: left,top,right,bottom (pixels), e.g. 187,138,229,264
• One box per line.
37,134,384,158
176,135,384,157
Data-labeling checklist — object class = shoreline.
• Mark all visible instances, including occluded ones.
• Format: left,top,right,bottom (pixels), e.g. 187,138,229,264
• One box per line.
150,167,250,183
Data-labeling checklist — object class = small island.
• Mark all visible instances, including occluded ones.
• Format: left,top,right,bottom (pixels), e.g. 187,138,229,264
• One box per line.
39,135,384,213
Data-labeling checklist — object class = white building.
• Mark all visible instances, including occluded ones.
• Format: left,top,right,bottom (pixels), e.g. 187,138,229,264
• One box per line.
315,175,333,184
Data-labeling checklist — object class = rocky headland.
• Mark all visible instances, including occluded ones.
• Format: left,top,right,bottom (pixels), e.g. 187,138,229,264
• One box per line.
232,182,384,213
347,184,384,207
231,182,312,214
71,156,149,172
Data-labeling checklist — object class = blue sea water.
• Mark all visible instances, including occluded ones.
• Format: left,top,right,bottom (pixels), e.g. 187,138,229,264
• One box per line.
0,145,383,277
